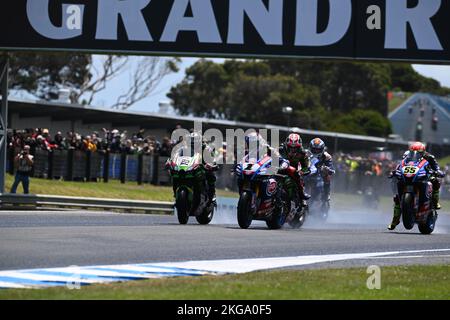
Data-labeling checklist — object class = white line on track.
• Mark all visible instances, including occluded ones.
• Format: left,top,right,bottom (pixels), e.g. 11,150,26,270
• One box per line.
0,248,448,289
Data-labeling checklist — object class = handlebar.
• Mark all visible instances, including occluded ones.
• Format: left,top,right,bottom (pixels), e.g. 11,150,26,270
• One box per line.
428,169,445,178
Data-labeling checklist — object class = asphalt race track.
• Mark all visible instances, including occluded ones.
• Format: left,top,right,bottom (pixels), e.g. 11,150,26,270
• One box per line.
1,205,449,272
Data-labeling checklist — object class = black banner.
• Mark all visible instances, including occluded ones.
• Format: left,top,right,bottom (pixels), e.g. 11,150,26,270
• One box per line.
0,0,449,63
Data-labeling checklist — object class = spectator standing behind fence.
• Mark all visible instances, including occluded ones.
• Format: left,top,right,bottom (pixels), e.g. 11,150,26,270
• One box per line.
10,145,34,194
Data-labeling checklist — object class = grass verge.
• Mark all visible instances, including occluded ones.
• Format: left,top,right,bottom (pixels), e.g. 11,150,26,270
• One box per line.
388,92,413,114
439,156,450,166
4,174,237,201
0,265,448,300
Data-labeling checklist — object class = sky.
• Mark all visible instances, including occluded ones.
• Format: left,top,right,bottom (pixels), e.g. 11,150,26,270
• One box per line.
91,57,450,114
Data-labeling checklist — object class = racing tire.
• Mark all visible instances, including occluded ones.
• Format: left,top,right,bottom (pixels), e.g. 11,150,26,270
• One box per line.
176,189,189,225
237,192,252,229
402,193,415,230
289,206,306,229
196,204,214,225
418,211,437,235
266,201,285,230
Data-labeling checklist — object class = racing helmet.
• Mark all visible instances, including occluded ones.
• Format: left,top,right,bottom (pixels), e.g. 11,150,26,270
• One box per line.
310,138,325,157
286,133,303,155
409,141,426,155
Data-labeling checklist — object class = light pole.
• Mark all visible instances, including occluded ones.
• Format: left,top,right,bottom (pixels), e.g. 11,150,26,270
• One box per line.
282,106,293,129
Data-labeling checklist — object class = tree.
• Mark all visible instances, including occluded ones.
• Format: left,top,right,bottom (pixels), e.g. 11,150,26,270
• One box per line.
109,56,180,110
169,59,448,137
8,52,180,110
267,60,391,114
167,59,228,118
389,63,450,96
329,109,392,137
8,52,91,101
169,59,321,124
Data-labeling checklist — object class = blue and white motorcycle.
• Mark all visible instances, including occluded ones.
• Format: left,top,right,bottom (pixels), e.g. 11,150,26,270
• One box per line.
392,151,439,234
305,156,330,221
234,155,289,229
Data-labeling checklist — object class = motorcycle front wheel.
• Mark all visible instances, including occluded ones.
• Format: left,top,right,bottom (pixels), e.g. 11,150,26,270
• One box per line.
402,193,415,230
196,203,214,225
289,206,306,229
176,189,190,225
237,191,253,229
266,210,284,230
418,211,437,235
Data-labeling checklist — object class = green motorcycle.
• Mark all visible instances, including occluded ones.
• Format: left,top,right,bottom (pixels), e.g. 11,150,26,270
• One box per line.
167,153,215,225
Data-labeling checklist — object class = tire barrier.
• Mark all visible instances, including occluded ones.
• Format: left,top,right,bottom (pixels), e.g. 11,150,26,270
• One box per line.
5,148,174,186
108,153,122,180
89,151,103,180
125,155,139,182
52,149,67,179
142,155,154,183
72,150,87,180
156,156,171,185
32,149,48,178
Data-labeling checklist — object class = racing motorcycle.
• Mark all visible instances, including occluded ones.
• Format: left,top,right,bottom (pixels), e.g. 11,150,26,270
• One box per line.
305,156,330,221
166,153,215,225
234,155,289,229
392,151,438,234
280,164,308,229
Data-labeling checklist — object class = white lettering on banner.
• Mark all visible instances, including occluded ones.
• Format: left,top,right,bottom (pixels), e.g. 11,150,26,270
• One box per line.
95,0,152,41
385,0,443,50
24,0,446,54
160,0,222,43
295,0,352,46
227,0,283,45
26,0,84,39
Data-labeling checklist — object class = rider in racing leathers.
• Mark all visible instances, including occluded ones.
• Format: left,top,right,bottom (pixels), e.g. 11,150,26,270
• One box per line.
308,138,336,206
167,131,218,205
236,131,289,192
388,141,444,230
279,132,311,206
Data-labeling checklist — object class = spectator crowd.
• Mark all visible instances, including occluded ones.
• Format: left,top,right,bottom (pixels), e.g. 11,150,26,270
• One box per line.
7,128,174,157
6,127,450,199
